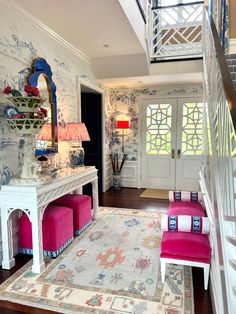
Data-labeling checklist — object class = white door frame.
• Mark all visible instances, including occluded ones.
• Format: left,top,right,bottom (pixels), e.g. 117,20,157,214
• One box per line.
76,77,107,192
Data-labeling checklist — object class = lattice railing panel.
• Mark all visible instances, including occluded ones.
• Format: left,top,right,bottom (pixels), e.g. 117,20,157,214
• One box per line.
149,3,204,60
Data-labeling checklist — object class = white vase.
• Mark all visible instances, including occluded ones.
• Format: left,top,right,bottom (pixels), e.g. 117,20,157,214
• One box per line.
113,172,121,190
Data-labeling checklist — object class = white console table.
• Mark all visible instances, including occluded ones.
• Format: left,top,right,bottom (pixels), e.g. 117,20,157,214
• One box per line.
0,166,98,274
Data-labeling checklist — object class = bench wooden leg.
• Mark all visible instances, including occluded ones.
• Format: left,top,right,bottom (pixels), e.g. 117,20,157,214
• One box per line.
160,259,166,283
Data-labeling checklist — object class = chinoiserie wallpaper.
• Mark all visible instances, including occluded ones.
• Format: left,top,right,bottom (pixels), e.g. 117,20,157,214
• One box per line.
104,85,203,162
0,1,203,188
0,1,99,187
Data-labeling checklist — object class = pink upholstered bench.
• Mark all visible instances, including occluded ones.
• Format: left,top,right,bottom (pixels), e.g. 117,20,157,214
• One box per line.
19,205,74,257
168,201,205,217
161,190,211,290
160,231,211,290
51,194,92,236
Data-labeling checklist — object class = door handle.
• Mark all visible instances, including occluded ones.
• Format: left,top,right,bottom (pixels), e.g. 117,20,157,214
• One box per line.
171,149,175,159
177,149,181,159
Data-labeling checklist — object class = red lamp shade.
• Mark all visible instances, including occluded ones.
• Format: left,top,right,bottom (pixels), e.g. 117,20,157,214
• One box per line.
116,120,130,129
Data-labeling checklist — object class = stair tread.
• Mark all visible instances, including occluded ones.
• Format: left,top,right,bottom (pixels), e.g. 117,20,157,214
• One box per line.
227,235,236,245
227,60,236,65
229,258,236,270
224,215,236,221
225,53,236,59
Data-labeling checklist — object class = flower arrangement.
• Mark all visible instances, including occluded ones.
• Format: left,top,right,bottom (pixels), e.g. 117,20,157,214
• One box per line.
2,85,47,120
3,85,40,97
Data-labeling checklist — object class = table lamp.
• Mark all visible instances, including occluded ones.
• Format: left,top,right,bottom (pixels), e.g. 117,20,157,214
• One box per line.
116,120,130,152
37,123,52,142
59,122,90,167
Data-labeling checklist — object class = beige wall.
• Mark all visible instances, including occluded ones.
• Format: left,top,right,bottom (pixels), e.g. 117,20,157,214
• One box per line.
229,0,236,38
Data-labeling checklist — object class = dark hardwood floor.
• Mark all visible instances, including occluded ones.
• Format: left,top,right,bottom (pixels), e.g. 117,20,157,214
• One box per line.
0,187,213,314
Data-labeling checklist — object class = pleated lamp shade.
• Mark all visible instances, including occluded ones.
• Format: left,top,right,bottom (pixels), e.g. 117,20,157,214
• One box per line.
59,122,90,167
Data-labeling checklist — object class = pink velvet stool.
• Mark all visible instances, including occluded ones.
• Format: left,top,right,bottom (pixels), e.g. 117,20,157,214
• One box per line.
19,205,74,257
51,194,92,236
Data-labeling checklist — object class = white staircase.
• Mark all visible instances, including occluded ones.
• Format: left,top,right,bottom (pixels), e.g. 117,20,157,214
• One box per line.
202,9,236,314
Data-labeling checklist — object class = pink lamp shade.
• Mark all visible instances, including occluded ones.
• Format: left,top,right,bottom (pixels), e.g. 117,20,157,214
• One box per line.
59,122,90,142
116,120,130,129
37,123,52,141
59,122,90,167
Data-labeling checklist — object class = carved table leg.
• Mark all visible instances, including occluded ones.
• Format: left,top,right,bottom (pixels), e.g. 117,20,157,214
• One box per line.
31,206,45,273
1,208,15,269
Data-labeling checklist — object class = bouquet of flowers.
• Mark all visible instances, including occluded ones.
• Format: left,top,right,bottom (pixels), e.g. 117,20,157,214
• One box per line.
3,85,40,97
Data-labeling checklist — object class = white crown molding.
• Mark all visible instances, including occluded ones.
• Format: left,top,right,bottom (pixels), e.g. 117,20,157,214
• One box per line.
0,0,90,64
229,38,236,54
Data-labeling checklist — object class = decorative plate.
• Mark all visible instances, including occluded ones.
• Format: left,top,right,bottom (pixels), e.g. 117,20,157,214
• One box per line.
5,105,19,118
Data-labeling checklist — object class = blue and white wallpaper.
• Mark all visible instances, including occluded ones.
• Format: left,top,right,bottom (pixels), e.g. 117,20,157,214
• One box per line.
0,2,99,188
105,85,203,161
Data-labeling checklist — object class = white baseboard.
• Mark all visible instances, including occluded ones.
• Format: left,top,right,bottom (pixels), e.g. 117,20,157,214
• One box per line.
229,38,236,54
121,161,138,188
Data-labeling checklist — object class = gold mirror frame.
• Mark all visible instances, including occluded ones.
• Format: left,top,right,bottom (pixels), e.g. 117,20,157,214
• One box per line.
28,58,58,155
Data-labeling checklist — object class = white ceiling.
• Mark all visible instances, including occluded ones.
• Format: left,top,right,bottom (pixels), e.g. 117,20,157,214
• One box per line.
10,0,203,87
12,0,144,58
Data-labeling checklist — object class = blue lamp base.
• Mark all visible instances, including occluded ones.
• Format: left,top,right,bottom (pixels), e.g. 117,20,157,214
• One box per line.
69,146,85,167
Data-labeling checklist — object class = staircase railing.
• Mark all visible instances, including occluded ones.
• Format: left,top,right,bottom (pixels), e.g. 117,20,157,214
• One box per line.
202,8,236,314
149,1,204,61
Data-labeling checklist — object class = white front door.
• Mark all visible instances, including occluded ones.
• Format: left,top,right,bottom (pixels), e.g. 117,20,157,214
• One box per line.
175,99,203,190
141,99,177,189
140,98,203,191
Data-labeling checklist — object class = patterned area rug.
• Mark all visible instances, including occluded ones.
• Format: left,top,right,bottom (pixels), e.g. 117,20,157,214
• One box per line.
0,207,194,314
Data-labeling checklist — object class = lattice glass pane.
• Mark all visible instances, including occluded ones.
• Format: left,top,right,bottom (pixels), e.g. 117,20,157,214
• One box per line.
182,102,203,155
146,104,172,155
